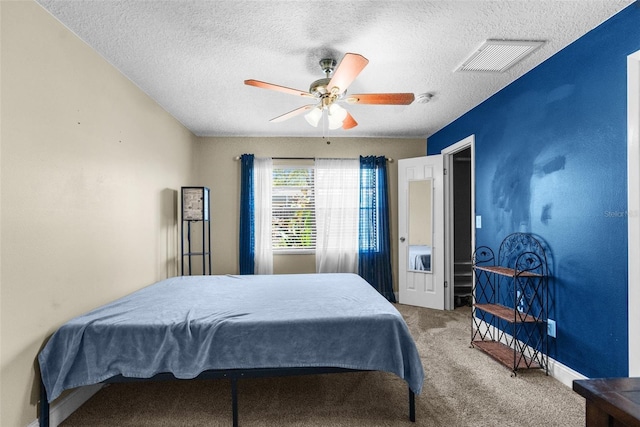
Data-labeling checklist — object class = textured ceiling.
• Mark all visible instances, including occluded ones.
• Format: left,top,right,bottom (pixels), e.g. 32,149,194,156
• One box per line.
36,0,634,139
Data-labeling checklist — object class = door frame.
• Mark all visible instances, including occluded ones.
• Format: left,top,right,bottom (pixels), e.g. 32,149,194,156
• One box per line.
628,50,639,376
443,135,476,310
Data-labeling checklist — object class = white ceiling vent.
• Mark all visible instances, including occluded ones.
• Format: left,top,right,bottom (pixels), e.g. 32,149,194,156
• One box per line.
455,39,545,73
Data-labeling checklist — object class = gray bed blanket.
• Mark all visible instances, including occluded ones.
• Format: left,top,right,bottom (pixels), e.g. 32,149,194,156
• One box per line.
39,273,425,402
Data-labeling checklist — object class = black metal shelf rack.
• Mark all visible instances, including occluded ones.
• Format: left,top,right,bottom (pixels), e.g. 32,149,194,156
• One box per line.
471,232,549,375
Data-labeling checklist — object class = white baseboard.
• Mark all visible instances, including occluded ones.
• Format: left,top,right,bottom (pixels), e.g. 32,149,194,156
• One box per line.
547,356,587,388
27,384,104,427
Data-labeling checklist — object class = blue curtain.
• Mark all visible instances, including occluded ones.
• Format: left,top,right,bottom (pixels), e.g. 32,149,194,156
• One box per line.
239,154,255,275
359,156,396,302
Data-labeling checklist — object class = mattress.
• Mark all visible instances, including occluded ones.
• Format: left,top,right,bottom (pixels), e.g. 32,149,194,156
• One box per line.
39,273,424,402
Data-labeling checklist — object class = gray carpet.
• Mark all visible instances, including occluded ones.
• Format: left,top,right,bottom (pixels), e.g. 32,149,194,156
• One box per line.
60,304,585,426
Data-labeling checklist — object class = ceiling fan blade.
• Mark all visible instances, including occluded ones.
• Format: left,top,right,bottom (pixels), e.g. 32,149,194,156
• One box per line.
342,112,358,130
327,53,369,94
269,104,316,122
245,79,314,98
345,93,415,105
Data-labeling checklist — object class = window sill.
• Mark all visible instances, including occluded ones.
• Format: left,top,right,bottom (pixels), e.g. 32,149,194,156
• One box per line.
273,249,315,255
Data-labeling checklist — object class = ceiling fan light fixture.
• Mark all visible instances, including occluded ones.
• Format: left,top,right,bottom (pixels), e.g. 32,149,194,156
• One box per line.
327,103,347,129
305,107,322,127
328,103,347,120
327,116,343,130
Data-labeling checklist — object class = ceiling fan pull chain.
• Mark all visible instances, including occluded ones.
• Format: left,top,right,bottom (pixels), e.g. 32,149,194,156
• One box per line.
322,109,327,138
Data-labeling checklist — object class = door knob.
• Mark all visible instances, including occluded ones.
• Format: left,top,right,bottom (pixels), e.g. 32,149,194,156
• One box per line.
400,237,406,242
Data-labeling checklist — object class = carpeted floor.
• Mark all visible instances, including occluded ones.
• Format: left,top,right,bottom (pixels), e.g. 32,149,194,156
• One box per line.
60,304,585,426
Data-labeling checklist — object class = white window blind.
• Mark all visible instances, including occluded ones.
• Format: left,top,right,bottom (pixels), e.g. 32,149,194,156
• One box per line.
271,160,316,251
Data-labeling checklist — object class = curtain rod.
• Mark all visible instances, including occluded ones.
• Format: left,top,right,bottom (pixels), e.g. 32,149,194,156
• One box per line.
234,156,394,162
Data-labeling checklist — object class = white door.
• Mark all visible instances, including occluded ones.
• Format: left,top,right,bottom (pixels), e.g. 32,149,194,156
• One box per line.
398,155,444,309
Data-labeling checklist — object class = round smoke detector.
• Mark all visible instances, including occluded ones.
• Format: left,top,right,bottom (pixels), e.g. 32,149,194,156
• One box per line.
416,93,434,104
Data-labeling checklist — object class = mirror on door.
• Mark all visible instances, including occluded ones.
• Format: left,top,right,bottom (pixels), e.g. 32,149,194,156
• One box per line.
408,179,433,272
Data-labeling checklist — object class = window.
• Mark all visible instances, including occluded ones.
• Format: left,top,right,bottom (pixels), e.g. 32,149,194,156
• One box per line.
271,160,316,251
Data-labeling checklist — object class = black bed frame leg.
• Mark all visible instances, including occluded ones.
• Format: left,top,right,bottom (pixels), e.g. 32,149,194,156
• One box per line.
40,377,50,427
409,388,415,422
231,377,239,427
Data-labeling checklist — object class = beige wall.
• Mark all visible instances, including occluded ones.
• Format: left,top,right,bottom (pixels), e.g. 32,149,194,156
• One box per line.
196,136,426,288
0,2,197,425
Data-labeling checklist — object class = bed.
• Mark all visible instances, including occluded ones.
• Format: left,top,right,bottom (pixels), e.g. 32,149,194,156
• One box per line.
38,273,425,426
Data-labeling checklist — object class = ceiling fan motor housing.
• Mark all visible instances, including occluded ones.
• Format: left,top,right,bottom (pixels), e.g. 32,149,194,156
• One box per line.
310,58,339,98
309,78,331,97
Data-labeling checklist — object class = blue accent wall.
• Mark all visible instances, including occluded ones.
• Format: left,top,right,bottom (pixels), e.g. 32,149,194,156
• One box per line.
428,2,640,378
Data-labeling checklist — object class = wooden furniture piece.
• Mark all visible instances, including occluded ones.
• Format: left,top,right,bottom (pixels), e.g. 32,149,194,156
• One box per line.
573,378,640,427
471,232,549,375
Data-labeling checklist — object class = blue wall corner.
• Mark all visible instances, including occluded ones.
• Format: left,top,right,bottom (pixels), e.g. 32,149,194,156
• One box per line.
428,2,640,377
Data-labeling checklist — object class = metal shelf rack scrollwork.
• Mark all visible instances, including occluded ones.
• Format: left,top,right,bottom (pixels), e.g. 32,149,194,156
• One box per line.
471,232,549,375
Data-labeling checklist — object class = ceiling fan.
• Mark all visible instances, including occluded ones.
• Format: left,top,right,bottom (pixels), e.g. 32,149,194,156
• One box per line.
244,53,415,130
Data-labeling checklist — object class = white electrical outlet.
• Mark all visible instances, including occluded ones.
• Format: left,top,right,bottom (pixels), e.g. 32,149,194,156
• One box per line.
547,319,556,338
476,215,482,228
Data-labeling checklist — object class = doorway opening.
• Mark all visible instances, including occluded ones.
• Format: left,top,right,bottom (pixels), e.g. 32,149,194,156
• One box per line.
451,148,473,307
443,135,475,311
